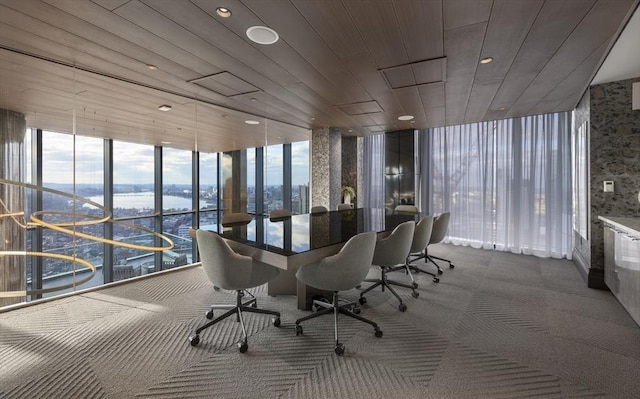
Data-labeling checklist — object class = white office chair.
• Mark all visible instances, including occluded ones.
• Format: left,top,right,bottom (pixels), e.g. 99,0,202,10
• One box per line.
390,215,440,285
337,203,354,211
188,230,281,353
424,212,455,274
310,205,328,214
269,208,292,220
295,231,381,355
359,221,417,312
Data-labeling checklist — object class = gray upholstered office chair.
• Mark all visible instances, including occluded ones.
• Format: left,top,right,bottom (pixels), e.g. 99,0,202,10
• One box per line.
310,205,328,214
395,204,419,214
269,208,292,220
295,231,381,356
221,212,252,226
390,215,439,284
424,212,455,274
337,203,354,211
359,220,417,312
188,229,281,353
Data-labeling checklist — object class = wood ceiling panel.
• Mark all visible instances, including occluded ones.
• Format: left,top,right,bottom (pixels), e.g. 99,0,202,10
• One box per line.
443,0,492,30
443,23,486,126
190,72,260,97
465,79,501,123
508,0,635,117
476,0,544,83
342,0,408,69
417,82,445,108
424,106,446,128
491,0,596,110
394,0,444,62
240,0,371,105
291,0,367,58
392,86,427,122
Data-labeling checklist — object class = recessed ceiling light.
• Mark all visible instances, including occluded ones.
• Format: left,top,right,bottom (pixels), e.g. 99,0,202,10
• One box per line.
146,64,158,70
480,57,494,64
216,7,231,18
246,26,279,45
311,117,316,121
245,120,260,125
398,115,414,121
410,120,415,124
158,105,172,112
161,141,172,144
497,106,507,111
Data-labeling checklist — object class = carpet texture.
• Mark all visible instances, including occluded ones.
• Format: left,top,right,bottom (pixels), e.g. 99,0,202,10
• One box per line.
1,244,639,399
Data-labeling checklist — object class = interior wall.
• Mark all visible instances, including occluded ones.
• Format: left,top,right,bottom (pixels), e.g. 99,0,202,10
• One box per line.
588,77,640,288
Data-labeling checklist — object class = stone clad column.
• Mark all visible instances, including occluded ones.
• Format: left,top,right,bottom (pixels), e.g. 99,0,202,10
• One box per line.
311,127,342,211
1,109,26,307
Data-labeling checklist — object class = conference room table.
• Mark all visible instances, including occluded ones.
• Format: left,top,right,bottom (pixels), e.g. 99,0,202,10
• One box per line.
215,207,417,310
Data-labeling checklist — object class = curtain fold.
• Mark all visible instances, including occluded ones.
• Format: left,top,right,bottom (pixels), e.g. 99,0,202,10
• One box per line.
362,134,385,209
417,112,572,259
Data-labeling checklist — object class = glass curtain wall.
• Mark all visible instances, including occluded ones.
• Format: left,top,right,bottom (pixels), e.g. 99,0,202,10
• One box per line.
416,112,572,258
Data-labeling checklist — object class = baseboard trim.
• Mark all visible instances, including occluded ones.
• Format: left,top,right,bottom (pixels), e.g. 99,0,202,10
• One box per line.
572,248,589,283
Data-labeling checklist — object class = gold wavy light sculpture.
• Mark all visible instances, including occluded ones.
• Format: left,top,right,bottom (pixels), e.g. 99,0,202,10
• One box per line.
0,178,175,298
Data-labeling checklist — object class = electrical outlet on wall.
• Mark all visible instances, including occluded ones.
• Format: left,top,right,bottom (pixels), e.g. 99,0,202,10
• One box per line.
603,181,614,193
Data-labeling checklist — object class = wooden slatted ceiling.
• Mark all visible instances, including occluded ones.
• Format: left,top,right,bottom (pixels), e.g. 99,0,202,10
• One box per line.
0,0,637,151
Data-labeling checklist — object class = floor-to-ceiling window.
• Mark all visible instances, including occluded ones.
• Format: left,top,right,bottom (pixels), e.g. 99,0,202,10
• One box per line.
291,141,309,214
416,112,572,258
264,144,283,213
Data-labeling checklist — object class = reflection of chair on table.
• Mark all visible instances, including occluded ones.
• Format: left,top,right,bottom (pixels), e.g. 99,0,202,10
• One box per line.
310,205,328,214
294,231,380,356
269,209,292,220
188,230,281,353
337,203,354,211
221,212,252,226
359,221,417,312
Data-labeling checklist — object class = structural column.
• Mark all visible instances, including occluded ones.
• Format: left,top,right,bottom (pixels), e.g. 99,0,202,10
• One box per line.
1,109,26,307
311,127,342,210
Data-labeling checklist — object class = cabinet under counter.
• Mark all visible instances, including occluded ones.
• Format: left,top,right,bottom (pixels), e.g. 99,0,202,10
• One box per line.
599,216,640,326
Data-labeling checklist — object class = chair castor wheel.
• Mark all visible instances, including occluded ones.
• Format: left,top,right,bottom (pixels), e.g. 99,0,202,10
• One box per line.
295,325,303,336
189,335,200,346
359,297,367,305
272,317,281,327
433,277,440,283
355,284,361,289
374,328,383,338
437,269,443,275
334,343,345,356
411,282,419,289
450,263,455,269
411,291,419,298
205,310,214,319
399,303,408,312
238,341,248,353
352,306,361,314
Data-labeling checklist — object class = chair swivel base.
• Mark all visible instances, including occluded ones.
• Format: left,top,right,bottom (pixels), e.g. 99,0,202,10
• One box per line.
295,293,382,356
359,270,418,312
189,290,280,353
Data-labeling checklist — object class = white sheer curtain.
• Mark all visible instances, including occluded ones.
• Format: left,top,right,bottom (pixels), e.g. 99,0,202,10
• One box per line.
362,133,385,209
418,112,572,259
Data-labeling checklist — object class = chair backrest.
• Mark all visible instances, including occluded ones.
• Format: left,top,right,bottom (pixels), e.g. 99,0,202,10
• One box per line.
305,231,377,292
337,203,354,211
411,215,434,254
269,209,292,220
372,220,415,267
222,212,252,226
310,205,328,214
429,212,450,244
195,229,253,290
395,204,419,214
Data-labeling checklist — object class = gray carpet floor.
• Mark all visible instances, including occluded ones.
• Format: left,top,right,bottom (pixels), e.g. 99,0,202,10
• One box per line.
2,244,640,399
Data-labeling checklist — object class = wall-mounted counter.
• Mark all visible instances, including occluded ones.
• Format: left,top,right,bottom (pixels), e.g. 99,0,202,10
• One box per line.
599,216,640,326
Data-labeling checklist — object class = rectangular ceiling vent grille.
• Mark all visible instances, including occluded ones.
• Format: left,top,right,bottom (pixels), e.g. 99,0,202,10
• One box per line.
380,57,447,90
336,100,383,116
189,72,260,97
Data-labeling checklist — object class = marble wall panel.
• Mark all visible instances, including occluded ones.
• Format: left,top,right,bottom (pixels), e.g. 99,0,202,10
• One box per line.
589,77,640,286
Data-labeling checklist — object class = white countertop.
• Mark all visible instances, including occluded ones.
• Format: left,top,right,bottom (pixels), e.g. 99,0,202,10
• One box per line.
598,216,640,237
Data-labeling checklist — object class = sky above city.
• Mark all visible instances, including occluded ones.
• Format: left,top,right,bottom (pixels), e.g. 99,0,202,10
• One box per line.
37,131,309,187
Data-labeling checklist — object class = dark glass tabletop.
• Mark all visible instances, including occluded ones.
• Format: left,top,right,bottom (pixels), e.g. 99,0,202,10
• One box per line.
214,208,417,257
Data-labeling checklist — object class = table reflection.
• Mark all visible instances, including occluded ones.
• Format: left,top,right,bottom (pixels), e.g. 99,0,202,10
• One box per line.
216,208,416,256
